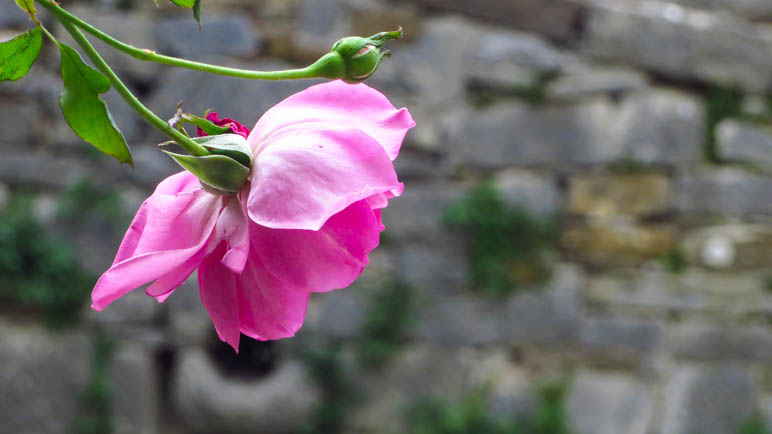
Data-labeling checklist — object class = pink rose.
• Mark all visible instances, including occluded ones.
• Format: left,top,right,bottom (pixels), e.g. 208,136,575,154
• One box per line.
91,80,414,351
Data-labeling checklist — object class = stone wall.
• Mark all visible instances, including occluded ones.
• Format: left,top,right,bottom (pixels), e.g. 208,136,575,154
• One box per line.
3,0,772,433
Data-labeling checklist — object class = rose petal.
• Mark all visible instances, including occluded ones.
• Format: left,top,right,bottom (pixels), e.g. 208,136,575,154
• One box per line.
253,199,383,293
199,242,241,351
236,243,310,340
247,125,400,230
211,191,250,273
91,180,220,311
248,80,414,161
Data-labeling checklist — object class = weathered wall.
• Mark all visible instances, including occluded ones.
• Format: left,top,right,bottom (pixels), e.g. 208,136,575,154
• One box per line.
3,0,772,432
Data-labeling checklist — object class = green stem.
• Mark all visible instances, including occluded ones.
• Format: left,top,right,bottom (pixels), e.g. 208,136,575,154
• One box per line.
35,0,339,80
56,20,209,156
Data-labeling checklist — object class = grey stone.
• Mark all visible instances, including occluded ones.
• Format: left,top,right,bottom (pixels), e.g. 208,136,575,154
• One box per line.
122,145,181,188
0,182,8,210
0,152,80,188
717,119,772,167
494,169,561,216
168,277,216,347
148,59,317,134
615,89,704,165
173,348,318,433
467,350,534,420
669,0,772,20
0,319,92,434
566,370,653,434
467,29,582,91
448,99,618,168
0,3,32,28
588,268,772,317
580,316,664,355
581,0,772,92
547,68,649,101
350,344,479,432
294,0,349,58
0,98,43,147
154,15,260,59
86,290,165,325
415,264,582,345
661,365,756,434
397,238,470,295
381,181,466,242
676,168,772,216
110,344,159,434
370,16,482,108
666,321,772,361
67,6,162,84
403,0,583,41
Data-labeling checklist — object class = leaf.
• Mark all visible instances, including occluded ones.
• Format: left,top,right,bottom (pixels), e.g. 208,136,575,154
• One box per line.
58,43,133,166
162,151,249,193
169,0,195,8
0,28,42,82
14,0,35,15
193,0,202,28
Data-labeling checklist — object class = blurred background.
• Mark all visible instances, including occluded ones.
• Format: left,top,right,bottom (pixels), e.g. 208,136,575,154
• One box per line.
3,0,772,433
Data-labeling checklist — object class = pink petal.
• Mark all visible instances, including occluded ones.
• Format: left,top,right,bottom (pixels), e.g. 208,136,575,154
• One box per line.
91,178,220,311
236,242,310,340
247,125,400,230
248,80,414,161
112,172,198,264
211,190,250,273
252,199,383,293
199,242,241,351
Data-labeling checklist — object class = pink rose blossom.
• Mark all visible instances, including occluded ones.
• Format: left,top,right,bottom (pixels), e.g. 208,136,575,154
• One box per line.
91,80,414,351
196,111,251,139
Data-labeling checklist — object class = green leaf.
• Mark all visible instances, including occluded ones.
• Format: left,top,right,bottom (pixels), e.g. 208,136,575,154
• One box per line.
169,0,195,8
57,43,133,166
190,133,251,167
193,0,202,28
14,0,35,15
0,28,42,82
162,151,249,193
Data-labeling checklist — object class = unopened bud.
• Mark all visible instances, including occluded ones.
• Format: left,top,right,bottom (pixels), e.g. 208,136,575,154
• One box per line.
307,28,403,83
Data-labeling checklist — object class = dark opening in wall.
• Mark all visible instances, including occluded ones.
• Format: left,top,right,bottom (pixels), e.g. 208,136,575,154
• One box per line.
207,332,279,380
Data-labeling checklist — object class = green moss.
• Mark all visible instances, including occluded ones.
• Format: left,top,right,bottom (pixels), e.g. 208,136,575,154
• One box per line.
445,182,558,297
406,379,570,434
704,86,744,163
0,195,94,326
739,412,770,434
299,346,359,434
357,281,415,367
662,248,687,274
74,334,114,434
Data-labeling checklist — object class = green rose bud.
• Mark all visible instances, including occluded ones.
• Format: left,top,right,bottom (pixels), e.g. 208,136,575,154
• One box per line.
306,28,403,83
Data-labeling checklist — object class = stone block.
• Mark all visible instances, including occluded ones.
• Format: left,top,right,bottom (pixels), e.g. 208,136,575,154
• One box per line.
494,169,561,216
380,181,466,242
666,321,772,361
661,364,756,434
580,316,664,356
676,168,772,216
547,67,649,101
561,220,674,266
110,344,159,434
717,119,772,168
669,0,772,20
0,319,92,434
566,370,653,434
567,171,670,217
154,15,260,59
588,268,772,317
581,0,772,92
401,0,583,41
415,264,582,345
